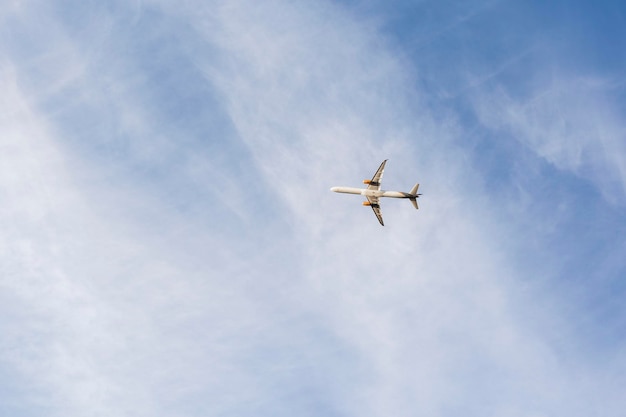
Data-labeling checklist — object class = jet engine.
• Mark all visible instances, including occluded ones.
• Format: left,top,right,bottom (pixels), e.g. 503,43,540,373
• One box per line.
362,201,371,206
363,179,371,184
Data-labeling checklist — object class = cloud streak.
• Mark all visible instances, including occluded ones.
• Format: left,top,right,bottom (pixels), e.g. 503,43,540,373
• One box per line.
1,1,625,416
473,75,626,205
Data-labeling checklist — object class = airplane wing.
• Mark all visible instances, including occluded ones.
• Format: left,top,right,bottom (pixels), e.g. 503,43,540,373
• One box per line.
367,196,384,226
367,160,388,191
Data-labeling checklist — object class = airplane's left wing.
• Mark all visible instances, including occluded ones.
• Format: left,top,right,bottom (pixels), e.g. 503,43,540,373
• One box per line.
367,196,384,226
367,160,387,191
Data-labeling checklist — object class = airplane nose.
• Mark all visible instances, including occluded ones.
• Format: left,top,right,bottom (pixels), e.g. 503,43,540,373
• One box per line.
330,187,338,192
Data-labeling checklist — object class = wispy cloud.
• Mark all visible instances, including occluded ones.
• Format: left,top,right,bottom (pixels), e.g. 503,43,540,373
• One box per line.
1,1,625,416
473,74,626,205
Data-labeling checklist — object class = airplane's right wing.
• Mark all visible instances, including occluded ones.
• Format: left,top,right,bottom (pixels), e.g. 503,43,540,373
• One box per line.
367,196,384,226
367,160,387,191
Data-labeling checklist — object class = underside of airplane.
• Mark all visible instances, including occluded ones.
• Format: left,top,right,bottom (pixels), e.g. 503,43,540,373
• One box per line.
330,160,421,226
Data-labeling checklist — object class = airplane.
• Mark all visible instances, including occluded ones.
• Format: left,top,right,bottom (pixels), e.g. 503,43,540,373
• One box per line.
330,159,421,226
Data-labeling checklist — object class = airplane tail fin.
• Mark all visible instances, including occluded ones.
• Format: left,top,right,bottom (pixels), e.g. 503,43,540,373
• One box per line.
409,183,420,210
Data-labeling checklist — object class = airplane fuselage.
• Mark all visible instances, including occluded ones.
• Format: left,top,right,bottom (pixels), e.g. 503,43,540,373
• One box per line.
330,187,414,199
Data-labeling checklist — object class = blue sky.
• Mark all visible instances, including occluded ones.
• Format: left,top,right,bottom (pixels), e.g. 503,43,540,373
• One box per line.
1,1,625,416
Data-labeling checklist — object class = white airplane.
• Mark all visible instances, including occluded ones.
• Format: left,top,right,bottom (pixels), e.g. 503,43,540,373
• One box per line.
330,160,421,226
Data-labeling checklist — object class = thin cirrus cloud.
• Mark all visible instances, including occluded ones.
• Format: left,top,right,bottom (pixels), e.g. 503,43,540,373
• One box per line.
1,1,625,416
472,76,626,206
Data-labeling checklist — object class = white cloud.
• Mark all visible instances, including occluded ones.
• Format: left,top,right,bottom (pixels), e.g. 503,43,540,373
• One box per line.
0,34,301,417
473,75,626,205
171,1,625,415
1,1,625,416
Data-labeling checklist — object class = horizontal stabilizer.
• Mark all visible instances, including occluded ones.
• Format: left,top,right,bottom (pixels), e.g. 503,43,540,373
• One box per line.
410,183,420,195
410,198,419,210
